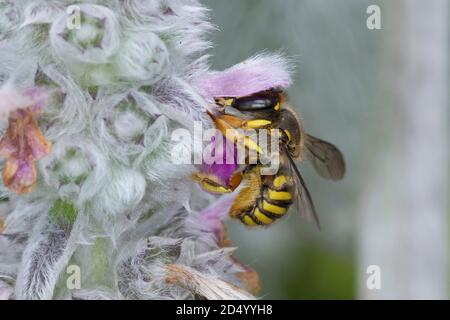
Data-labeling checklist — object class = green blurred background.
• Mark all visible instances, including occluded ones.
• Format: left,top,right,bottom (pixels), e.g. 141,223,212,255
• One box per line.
204,0,449,299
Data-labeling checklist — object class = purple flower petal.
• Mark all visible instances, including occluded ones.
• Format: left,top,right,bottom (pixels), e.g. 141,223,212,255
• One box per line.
199,196,235,241
23,87,48,113
2,157,37,194
201,136,238,185
0,86,51,194
194,54,292,99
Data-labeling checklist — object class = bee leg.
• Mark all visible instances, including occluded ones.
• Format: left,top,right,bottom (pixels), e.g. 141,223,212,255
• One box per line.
192,172,234,194
229,167,262,219
207,112,263,155
228,171,243,191
209,112,272,132
207,112,244,131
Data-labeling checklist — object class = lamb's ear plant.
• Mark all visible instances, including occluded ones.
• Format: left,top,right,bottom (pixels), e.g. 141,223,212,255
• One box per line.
0,0,292,300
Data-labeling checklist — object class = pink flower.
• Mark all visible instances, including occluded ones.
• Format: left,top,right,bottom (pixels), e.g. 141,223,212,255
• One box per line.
198,196,235,242
202,136,239,187
0,87,51,194
193,53,292,100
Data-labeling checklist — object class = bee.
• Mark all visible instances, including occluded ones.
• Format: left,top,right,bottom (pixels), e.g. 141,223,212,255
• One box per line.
196,88,346,228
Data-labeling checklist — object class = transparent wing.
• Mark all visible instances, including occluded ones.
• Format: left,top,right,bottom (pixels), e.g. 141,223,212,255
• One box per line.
281,144,321,229
305,134,346,181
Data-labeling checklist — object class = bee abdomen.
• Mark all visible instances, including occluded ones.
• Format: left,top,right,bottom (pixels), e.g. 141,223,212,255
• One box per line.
240,191,294,227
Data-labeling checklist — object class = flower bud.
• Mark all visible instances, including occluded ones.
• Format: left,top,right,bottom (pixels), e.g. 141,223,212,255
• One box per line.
50,4,120,65
115,31,170,84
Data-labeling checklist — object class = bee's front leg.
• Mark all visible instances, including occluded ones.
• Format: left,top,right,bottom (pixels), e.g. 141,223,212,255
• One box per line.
192,171,243,195
207,112,269,155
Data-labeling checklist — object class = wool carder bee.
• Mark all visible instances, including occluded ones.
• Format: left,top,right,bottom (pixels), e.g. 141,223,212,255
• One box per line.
195,89,346,228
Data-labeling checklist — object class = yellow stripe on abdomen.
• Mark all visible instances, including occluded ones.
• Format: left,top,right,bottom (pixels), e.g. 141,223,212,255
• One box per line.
273,175,288,189
242,215,258,227
268,190,292,201
253,208,273,225
262,200,287,215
